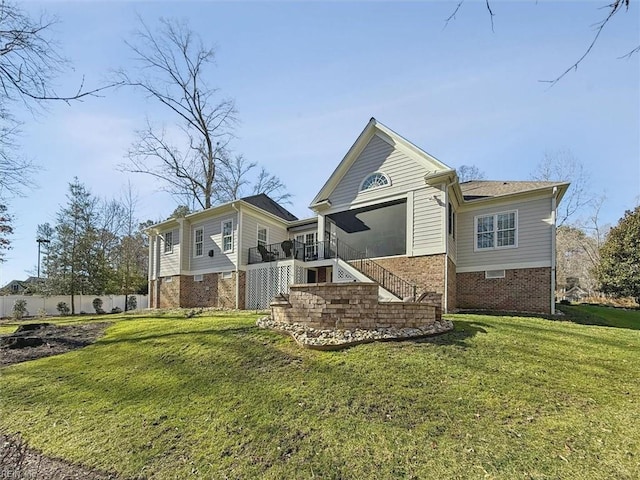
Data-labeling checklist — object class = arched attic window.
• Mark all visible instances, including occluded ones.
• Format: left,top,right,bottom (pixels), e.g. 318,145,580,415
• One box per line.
359,172,391,192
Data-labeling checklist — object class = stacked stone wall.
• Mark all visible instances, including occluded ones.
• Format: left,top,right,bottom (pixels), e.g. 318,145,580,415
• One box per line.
271,283,442,330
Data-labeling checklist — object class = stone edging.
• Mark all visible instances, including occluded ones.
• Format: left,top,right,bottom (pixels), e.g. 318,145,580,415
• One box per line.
256,316,454,350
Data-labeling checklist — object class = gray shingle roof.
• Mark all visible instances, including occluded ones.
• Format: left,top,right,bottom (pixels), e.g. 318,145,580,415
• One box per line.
241,194,298,221
460,181,566,201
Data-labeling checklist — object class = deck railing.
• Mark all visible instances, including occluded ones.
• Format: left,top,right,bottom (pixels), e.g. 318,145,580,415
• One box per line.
247,237,416,300
247,240,305,264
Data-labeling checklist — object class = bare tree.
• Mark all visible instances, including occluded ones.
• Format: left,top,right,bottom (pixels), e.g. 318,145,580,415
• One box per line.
212,152,291,205
456,164,486,183
444,0,638,86
117,17,237,210
0,1,116,197
530,149,592,227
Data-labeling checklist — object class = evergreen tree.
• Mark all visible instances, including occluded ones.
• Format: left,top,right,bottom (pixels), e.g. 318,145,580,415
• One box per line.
597,206,640,303
45,178,98,313
0,204,13,262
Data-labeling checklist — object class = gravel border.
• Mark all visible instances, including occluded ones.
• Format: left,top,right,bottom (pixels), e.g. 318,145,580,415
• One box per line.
257,316,454,350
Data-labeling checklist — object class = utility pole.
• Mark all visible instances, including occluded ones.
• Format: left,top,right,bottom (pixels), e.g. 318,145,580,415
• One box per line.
37,238,50,278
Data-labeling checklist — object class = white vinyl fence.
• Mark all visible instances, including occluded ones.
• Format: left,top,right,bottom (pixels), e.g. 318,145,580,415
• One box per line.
0,294,149,319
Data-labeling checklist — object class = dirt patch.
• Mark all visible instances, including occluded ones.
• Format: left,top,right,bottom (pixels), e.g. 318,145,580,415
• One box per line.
1,323,125,478
0,322,111,367
0,433,120,479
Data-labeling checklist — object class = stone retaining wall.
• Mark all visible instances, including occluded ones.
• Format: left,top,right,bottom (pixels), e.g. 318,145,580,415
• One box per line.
270,283,442,330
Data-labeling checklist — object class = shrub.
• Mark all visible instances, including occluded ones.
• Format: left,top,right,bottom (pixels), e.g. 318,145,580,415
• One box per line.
12,299,28,320
126,295,137,311
56,302,70,316
111,307,122,314
37,308,47,319
92,297,104,314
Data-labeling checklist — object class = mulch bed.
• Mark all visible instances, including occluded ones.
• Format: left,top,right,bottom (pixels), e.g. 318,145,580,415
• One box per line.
0,322,110,367
1,321,124,479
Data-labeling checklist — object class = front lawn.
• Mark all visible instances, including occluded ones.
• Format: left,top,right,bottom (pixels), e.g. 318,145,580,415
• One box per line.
0,310,638,479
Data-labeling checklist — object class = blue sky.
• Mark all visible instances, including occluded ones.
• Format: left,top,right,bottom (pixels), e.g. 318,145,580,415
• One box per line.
2,0,639,284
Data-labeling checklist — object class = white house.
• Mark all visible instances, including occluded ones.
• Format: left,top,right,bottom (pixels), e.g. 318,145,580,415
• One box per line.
147,118,568,314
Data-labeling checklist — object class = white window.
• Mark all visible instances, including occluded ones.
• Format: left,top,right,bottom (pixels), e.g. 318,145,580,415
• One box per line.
257,225,268,248
360,172,390,192
164,231,173,253
475,211,517,251
164,276,173,283
304,232,318,260
222,271,233,279
222,220,233,253
194,227,204,257
194,274,203,282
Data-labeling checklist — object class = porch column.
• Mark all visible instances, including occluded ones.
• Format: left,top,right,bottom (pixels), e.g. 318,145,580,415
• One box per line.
317,214,325,242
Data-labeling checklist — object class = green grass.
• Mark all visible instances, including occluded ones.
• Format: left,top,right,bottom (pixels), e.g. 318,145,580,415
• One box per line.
558,303,640,330
1,309,638,479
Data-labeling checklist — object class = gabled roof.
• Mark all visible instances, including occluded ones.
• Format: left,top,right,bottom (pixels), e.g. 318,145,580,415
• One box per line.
310,118,451,209
147,193,297,233
460,181,569,202
241,194,298,221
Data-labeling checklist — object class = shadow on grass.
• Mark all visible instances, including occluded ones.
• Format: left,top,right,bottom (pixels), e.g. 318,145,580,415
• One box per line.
413,320,490,348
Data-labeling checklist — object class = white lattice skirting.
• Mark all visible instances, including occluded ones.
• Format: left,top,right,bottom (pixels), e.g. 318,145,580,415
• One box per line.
246,263,306,309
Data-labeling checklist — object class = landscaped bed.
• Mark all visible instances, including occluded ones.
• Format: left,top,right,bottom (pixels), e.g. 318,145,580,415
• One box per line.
0,307,638,479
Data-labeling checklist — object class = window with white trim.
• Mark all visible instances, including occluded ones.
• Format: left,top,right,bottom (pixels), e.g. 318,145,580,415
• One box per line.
194,227,204,257
164,231,173,253
304,232,318,260
222,220,233,253
475,211,517,250
257,225,268,248
360,172,390,192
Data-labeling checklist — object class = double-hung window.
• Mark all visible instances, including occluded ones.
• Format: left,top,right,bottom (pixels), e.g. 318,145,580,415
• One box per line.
164,231,173,253
222,220,233,253
304,232,318,260
475,211,517,250
257,225,268,248
194,227,204,257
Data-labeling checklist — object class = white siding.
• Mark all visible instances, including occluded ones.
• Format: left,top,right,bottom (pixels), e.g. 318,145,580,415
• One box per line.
457,197,553,271
329,135,433,207
187,213,238,273
240,211,289,266
447,231,457,264
412,187,445,255
159,227,180,277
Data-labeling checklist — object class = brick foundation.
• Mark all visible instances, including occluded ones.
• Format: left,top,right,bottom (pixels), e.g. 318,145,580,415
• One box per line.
158,276,181,309
154,272,244,309
456,267,552,314
447,257,457,313
271,283,442,330
374,254,446,309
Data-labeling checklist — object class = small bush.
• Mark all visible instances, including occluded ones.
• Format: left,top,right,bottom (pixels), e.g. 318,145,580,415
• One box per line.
559,299,571,305
126,295,137,311
92,297,104,314
12,299,28,320
111,307,122,314
37,308,47,319
56,302,70,316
